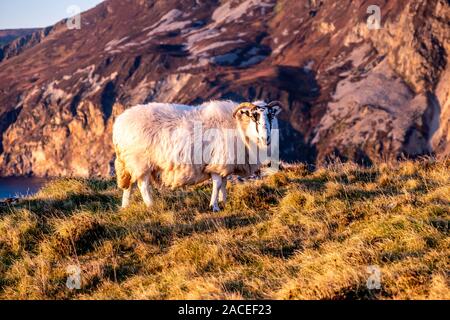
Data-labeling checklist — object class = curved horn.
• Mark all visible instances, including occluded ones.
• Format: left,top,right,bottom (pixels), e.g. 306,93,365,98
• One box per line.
267,101,283,108
232,102,257,118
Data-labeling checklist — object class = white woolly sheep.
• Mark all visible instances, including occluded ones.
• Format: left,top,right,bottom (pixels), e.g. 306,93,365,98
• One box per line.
113,100,282,212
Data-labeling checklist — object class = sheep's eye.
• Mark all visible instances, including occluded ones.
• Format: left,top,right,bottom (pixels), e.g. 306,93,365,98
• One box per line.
252,112,260,121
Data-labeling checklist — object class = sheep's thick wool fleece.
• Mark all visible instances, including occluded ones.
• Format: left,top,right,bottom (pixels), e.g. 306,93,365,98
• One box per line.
113,101,257,188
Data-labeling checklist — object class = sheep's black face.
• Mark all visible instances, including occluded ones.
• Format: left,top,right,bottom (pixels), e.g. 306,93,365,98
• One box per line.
234,101,282,147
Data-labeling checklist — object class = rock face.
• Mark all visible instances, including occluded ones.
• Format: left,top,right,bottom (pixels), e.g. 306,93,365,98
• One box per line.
0,0,448,177
0,29,40,47
0,27,50,62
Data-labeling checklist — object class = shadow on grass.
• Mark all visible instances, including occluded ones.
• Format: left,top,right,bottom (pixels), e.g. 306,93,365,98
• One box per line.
333,170,379,184
334,286,389,300
4,193,121,217
290,177,327,192
222,278,264,299
130,213,267,249
258,239,303,259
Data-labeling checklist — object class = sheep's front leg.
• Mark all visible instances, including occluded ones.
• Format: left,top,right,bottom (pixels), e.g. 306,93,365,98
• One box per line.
219,179,227,204
122,186,132,208
210,173,222,212
138,175,153,207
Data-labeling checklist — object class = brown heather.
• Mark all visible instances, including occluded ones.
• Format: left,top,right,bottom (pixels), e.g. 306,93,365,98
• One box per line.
0,159,448,300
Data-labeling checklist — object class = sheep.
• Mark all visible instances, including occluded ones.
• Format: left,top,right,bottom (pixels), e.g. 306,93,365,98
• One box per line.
112,100,283,212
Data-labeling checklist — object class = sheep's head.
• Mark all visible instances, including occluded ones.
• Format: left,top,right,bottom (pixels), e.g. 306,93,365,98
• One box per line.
233,101,282,147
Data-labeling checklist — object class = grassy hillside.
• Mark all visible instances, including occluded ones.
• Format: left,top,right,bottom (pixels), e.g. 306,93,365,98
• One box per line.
0,159,448,300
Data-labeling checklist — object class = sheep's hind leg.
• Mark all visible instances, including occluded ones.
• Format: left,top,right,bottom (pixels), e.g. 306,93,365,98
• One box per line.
138,174,153,207
219,179,227,204
210,174,222,212
122,185,132,208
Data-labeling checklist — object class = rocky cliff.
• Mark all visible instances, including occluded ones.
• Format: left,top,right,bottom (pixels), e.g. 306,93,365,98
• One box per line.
0,28,40,47
0,27,51,62
0,0,448,177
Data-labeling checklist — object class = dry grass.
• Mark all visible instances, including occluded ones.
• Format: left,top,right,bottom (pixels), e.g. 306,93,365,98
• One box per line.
0,159,448,300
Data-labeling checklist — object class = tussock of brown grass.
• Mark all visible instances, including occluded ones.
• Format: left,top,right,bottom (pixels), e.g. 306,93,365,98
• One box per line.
0,159,448,300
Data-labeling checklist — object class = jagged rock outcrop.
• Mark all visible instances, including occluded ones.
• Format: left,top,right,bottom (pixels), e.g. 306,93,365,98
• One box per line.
0,27,52,62
0,29,40,47
0,0,448,177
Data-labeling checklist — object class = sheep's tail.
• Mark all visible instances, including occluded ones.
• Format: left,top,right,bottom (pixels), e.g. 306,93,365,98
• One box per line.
114,147,131,190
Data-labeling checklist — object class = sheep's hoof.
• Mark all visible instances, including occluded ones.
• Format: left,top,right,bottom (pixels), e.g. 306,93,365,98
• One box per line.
210,204,220,212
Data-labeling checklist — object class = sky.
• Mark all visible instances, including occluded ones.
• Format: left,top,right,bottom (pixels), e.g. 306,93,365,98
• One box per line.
0,0,104,29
